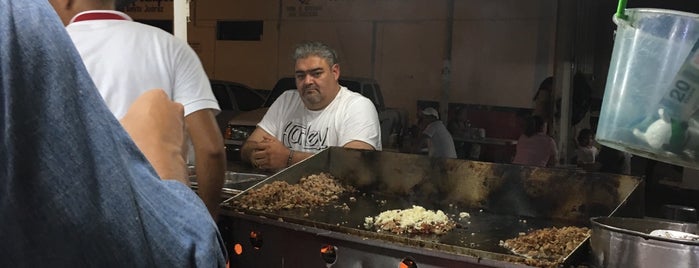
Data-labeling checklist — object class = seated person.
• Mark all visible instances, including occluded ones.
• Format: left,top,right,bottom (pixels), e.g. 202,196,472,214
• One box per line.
414,107,457,158
512,115,558,167
241,41,381,170
575,128,600,170
1,1,224,266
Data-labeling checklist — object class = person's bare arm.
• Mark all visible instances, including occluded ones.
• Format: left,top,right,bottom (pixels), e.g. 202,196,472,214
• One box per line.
244,128,377,170
240,127,269,164
242,128,311,170
119,89,188,185
344,140,376,150
275,140,374,169
243,130,308,170
185,109,226,218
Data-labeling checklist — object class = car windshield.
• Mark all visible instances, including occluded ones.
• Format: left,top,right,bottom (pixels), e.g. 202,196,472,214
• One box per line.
211,80,266,111
263,78,295,107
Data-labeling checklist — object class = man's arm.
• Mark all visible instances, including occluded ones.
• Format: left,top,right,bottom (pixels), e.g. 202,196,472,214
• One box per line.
240,127,268,164
285,140,374,168
120,89,188,185
344,140,376,150
247,137,375,171
185,109,226,218
242,128,314,170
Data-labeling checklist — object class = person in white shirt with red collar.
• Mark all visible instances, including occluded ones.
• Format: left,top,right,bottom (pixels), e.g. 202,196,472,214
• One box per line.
48,0,225,218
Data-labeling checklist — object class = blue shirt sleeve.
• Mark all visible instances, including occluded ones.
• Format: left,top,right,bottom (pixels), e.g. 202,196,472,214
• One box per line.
0,1,226,267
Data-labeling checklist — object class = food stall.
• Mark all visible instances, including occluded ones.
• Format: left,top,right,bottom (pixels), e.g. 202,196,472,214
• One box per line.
217,147,643,267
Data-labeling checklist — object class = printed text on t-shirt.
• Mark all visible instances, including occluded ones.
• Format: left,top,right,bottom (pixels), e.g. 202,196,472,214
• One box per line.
283,122,329,150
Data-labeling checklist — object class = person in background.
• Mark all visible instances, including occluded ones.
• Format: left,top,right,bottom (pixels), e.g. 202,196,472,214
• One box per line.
512,115,558,167
575,128,599,170
48,0,225,218
0,1,225,266
532,76,554,123
415,107,457,158
597,146,633,175
241,41,381,170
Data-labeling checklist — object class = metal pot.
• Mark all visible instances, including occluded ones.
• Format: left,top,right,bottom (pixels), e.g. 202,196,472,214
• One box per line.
590,217,699,268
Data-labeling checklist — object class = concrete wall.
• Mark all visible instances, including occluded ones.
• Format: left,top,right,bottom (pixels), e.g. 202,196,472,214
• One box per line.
125,0,557,119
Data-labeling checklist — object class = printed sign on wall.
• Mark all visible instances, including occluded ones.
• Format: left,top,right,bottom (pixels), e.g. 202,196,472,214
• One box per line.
284,0,325,18
123,0,174,19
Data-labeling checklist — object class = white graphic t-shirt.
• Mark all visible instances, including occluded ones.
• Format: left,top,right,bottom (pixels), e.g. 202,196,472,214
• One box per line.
259,86,382,152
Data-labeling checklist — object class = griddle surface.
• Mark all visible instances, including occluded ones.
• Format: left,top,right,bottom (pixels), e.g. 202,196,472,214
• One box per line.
227,189,586,259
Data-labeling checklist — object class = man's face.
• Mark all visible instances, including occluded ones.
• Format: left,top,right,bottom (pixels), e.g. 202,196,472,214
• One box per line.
294,56,340,110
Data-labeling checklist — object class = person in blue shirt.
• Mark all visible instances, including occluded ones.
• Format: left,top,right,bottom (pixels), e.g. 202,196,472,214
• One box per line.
0,0,226,266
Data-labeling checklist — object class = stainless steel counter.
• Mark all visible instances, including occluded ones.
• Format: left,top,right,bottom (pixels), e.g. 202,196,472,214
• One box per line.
226,160,275,175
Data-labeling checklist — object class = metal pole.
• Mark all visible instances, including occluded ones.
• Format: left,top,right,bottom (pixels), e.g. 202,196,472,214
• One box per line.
440,0,455,122
173,0,189,41
553,0,576,165
558,64,573,165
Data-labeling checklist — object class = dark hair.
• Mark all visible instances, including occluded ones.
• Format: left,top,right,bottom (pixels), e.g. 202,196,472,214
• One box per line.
533,76,553,100
524,115,545,137
577,128,593,146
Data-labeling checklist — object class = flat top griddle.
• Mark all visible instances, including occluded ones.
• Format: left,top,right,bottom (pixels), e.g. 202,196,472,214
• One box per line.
227,189,587,258
221,147,644,266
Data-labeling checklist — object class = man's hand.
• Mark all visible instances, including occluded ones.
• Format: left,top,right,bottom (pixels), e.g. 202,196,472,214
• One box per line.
120,89,188,185
250,135,290,170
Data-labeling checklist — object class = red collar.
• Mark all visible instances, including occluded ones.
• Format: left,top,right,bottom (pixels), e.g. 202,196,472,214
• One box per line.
71,12,129,23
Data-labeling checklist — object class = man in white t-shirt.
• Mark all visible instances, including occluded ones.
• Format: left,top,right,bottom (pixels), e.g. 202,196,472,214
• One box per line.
48,0,225,218
241,41,381,170
417,107,457,158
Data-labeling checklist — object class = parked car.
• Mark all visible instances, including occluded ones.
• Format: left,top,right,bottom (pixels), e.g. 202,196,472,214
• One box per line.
210,79,267,134
223,77,407,161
